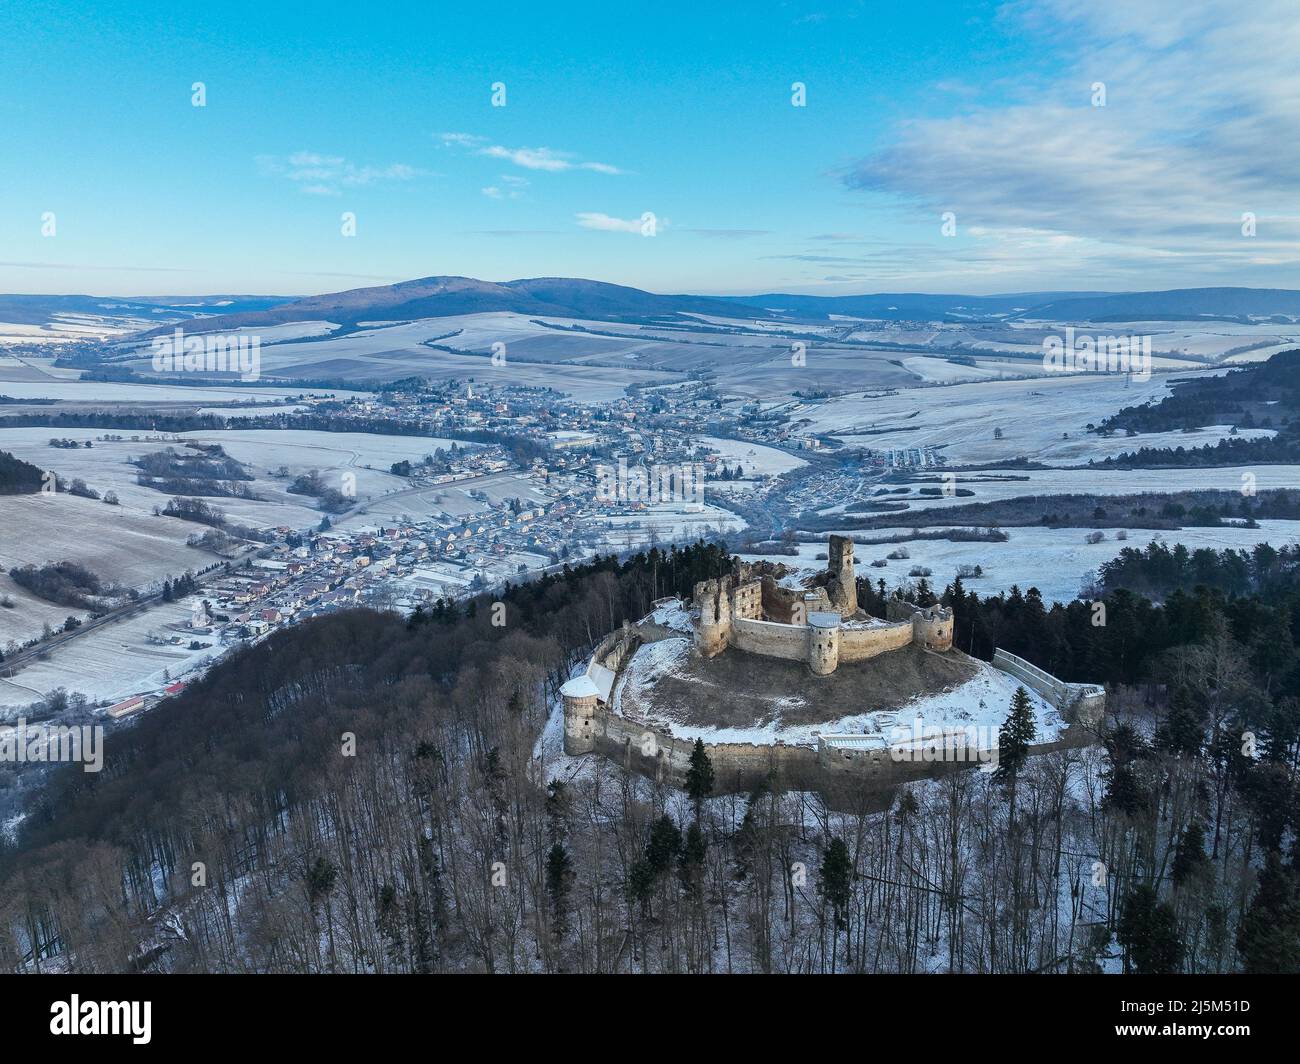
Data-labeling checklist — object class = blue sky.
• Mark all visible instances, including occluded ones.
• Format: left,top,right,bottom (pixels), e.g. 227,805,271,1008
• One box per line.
1,0,1295,296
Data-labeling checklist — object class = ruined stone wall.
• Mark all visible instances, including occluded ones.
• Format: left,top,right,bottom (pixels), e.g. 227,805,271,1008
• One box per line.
816,725,1095,786
991,648,1106,726
883,598,954,652
913,606,954,650
730,617,809,662
590,713,821,793
579,696,1097,811
1072,689,1106,728
759,575,832,624
838,621,915,663
733,579,763,621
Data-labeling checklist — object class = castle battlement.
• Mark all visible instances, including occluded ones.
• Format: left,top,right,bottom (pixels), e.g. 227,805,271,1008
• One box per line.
691,535,953,675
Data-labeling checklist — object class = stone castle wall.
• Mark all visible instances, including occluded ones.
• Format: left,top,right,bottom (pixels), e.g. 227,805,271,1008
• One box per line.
730,616,809,661
561,610,1106,809
583,696,1097,812
839,621,916,662
992,648,1106,727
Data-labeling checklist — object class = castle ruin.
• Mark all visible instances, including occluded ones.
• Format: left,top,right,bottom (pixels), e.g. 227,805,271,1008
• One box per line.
557,535,1103,804
692,534,953,675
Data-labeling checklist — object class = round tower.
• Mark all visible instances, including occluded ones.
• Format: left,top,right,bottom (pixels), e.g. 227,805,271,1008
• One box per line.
693,578,730,657
561,675,600,754
912,605,954,651
806,612,841,676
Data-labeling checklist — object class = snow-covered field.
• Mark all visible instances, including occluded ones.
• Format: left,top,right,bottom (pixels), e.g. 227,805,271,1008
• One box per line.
797,369,1244,465
591,504,745,550
0,426,479,530
0,378,361,403
695,435,805,476
842,463,1300,521
0,493,214,645
0,595,221,712
742,519,1300,604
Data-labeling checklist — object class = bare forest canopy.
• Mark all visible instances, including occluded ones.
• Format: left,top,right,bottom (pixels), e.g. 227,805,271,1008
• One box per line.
2,539,1298,974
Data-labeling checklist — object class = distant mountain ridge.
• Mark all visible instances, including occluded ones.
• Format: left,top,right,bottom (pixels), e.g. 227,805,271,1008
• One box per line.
720,291,1110,321
135,277,761,336
1011,287,1300,322
0,294,294,327
10,280,1300,336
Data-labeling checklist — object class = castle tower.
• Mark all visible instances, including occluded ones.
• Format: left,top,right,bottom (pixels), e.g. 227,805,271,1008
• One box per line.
827,535,858,617
693,578,731,657
560,675,600,755
912,604,954,651
807,611,841,676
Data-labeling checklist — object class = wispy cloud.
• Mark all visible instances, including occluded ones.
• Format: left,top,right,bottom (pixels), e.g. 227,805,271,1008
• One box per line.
575,212,657,233
481,175,529,200
840,0,1300,285
440,133,624,174
258,152,432,196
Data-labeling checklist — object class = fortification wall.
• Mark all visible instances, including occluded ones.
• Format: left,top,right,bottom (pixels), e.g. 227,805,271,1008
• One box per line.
838,621,915,662
730,617,809,661
991,648,1106,726
580,695,1097,811
992,648,1067,704
590,711,821,793
816,725,1095,785
1072,689,1106,727
593,625,638,671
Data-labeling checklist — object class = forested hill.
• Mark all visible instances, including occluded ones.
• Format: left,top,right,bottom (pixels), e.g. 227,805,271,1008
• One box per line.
0,449,45,494
1096,349,1300,467
2,540,1298,974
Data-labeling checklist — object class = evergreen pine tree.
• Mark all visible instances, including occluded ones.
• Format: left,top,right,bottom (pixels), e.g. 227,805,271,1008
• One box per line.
545,841,573,939
1117,883,1183,974
1172,820,1207,888
684,737,714,821
995,686,1036,806
679,822,707,894
1237,852,1300,973
819,837,853,932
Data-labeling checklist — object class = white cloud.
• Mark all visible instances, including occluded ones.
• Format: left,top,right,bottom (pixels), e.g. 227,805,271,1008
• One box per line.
575,212,660,234
259,152,432,196
482,175,529,200
440,133,623,175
